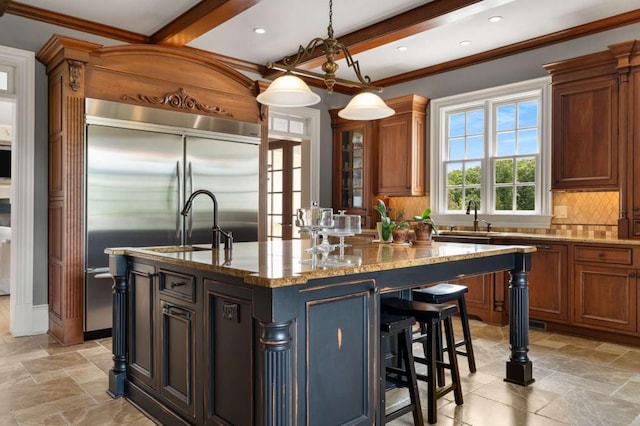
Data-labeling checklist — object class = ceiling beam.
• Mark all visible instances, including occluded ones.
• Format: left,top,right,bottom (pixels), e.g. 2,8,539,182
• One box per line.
263,0,516,78
375,8,640,88
0,0,10,17
6,1,149,44
151,0,263,46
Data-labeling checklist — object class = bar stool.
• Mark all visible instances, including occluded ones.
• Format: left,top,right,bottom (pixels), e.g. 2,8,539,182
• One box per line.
380,312,423,425
382,297,463,425
413,283,477,376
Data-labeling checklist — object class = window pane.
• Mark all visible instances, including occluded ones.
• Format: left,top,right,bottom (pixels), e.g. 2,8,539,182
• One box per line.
271,148,283,170
449,113,465,137
495,187,513,210
465,161,481,185
518,129,538,154
497,104,516,131
272,194,283,214
273,117,288,132
447,188,462,210
293,191,301,211
272,220,283,238
353,149,363,168
272,170,283,192
293,168,301,191
497,131,515,155
467,109,484,134
495,159,513,184
353,169,362,188
289,120,304,134
516,158,536,183
465,188,481,207
518,101,538,128
352,189,363,208
0,71,7,91
352,131,363,146
293,145,302,167
446,163,463,185
517,186,535,210
449,138,464,160
467,135,483,158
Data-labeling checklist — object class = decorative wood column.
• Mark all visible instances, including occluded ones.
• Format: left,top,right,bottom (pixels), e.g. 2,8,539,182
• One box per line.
38,37,100,345
257,320,294,425
107,254,128,398
506,252,534,386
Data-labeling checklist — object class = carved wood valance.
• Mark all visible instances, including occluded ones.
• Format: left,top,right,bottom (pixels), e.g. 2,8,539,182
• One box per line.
37,34,264,124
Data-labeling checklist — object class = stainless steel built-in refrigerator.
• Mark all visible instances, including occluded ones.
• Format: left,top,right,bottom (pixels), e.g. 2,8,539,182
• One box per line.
84,99,260,337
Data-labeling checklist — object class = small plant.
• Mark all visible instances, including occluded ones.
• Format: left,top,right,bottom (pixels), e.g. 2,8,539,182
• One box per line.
373,199,392,241
413,208,439,236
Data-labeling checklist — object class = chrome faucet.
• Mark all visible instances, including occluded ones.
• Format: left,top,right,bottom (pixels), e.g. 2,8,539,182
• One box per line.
181,189,233,250
466,200,479,231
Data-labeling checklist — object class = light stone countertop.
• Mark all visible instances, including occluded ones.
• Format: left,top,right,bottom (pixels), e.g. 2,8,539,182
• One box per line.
106,240,535,288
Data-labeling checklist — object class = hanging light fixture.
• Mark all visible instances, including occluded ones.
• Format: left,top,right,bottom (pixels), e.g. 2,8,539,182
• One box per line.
256,0,394,120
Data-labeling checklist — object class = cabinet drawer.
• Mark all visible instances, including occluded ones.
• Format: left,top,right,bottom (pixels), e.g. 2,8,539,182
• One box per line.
574,245,632,265
159,269,196,302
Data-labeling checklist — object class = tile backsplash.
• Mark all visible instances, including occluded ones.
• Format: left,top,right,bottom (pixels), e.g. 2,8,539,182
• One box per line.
386,191,620,238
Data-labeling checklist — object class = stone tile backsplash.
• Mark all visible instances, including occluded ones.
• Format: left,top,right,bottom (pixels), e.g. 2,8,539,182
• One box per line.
386,191,620,238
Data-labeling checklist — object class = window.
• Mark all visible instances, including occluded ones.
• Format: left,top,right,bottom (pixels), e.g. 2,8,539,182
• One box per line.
431,77,552,228
0,66,13,93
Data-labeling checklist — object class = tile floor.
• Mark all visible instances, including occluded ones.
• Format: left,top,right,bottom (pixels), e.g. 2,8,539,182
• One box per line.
1,294,639,425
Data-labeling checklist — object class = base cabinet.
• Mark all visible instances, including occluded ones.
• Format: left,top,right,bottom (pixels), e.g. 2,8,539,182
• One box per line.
127,262,156,392
573,264,638,332
158,298,198,421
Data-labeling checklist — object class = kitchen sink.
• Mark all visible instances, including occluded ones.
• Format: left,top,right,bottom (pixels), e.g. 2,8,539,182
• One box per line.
433,231,494,244
145,245,211,253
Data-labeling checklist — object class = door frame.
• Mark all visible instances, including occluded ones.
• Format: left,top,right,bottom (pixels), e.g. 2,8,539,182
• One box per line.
0,45,42,336
268,106,320,204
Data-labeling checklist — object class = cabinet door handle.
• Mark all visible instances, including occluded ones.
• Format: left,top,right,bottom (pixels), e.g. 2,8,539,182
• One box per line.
163,305,191,319
535,245,552,250
597,252,605,258
170,281,186,289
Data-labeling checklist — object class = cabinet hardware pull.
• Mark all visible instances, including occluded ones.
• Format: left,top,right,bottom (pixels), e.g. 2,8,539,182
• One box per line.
535,245,552,250
597,252,605,258
170,281,186,288
163,305,191,319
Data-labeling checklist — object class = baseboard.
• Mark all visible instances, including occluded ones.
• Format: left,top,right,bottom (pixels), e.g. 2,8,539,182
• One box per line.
32,304,48,335
10,302,48,336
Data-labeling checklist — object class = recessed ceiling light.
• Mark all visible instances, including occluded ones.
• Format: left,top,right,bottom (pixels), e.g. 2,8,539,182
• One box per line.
488,15,502,23
397,46,408,52
459,40,472,46
253,27,266,34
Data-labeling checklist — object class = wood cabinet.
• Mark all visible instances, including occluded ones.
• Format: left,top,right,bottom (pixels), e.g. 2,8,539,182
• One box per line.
572,244,637,333
544,51,619,190
127,261,156,392
330,94,428,227
157,268,200,423
330,111,375,228
377,94,429,196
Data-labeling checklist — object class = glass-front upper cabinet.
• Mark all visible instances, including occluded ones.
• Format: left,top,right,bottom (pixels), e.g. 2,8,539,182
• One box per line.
330,110,374,228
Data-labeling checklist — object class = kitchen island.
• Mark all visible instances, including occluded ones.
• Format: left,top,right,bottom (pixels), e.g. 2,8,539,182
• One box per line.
106,240,535,425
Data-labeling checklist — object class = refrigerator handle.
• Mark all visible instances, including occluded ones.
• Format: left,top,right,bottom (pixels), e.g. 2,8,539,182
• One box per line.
176,161,182,241
188,161,194,238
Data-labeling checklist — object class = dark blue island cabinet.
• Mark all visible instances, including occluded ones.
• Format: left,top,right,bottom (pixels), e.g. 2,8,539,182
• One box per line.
106,240,535,425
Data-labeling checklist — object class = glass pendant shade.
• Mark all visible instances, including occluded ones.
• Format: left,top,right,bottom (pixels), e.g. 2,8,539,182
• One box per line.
256,74,321,107
338,92,395,120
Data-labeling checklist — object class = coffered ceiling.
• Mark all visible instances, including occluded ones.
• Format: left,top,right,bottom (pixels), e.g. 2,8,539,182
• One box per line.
2,0,640,92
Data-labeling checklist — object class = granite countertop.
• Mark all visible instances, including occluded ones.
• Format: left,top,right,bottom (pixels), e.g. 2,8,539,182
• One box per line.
106,240,535,288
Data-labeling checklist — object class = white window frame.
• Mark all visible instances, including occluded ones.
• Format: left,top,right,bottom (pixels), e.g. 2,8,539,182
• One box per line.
430,77,552,229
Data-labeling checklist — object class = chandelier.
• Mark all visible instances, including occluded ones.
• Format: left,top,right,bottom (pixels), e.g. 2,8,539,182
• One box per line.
256,0,395,120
